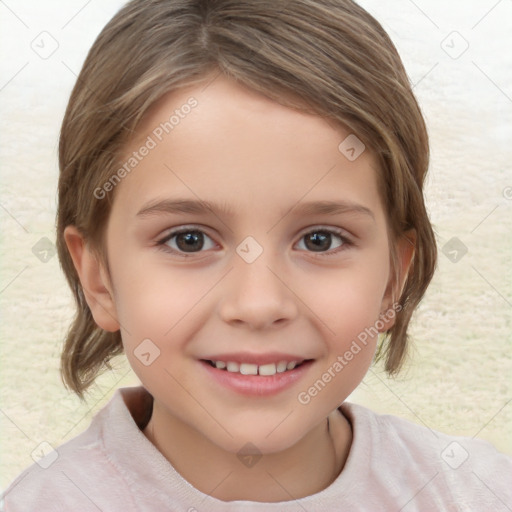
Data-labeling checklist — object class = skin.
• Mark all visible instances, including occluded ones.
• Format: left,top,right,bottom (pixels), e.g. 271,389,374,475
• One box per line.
65,75,414,502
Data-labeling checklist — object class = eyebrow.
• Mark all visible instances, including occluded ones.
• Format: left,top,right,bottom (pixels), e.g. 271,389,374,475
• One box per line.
136,198,375,220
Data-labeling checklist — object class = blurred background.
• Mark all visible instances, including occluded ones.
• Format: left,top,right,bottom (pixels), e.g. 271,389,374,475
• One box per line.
1,0,511,491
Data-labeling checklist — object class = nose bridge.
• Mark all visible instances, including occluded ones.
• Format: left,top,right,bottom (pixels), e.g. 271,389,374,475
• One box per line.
217,235,298,328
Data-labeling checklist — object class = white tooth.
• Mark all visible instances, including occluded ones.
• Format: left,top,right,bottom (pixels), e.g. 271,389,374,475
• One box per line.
240,363,258,375
286,361,297,370
259,363,277,376
276,361,288,373
227,361,240,372
215,361,226,369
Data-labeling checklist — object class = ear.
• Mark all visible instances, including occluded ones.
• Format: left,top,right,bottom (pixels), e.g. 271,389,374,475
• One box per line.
63,226,120,332
378,230,416,331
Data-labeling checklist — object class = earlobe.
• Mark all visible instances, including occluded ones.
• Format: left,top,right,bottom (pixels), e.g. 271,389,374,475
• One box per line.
63,226,120,332
379,230,416,332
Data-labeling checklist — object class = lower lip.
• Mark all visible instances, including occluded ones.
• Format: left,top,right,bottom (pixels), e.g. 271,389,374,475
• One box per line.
199,360,314,397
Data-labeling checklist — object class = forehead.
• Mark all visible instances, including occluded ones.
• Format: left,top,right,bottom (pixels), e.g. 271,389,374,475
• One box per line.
112,75,385,224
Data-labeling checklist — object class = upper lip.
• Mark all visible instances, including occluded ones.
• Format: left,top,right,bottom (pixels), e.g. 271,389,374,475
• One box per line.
200,352,312,365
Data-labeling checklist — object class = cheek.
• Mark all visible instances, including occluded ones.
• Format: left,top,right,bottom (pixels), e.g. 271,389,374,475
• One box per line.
299,257,389,332
295,273,386,409
297,257,389,390
112,251,213,332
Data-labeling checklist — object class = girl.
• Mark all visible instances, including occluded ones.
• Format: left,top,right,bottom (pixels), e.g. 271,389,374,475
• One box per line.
3,0,511,510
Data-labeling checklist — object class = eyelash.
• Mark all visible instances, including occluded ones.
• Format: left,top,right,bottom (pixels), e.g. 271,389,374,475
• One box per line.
155,225,354,258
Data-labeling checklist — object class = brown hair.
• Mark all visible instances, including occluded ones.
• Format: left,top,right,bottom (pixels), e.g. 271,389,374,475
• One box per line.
57,0,437,397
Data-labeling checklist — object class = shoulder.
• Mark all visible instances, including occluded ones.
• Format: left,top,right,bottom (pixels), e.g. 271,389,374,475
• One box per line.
340,402,512,510
1,421,113,511
1,389,142,512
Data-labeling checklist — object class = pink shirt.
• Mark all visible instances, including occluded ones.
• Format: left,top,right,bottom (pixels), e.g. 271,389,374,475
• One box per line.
2,386,511,511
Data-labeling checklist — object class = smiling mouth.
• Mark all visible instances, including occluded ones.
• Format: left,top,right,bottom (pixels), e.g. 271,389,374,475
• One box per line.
201,359,312,376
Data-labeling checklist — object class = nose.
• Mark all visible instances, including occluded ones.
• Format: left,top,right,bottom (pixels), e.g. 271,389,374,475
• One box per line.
217,248,299,330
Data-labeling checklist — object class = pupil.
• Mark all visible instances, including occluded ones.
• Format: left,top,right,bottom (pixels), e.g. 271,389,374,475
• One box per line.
177,231,203,252
306,232,330,252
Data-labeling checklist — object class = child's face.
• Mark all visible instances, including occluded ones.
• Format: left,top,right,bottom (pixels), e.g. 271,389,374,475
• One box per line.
101,75,398,453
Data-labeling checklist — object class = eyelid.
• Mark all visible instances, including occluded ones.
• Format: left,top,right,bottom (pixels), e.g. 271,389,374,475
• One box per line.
299,224,353,239
158,224,213,243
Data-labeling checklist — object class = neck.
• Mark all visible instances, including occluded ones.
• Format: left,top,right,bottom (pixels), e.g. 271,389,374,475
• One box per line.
143,402,352,503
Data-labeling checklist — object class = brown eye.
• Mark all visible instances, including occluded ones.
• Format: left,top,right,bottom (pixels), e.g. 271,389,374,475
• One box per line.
159,228,216,255
304,231,332,252
296,228,351,255
174,231,205,252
